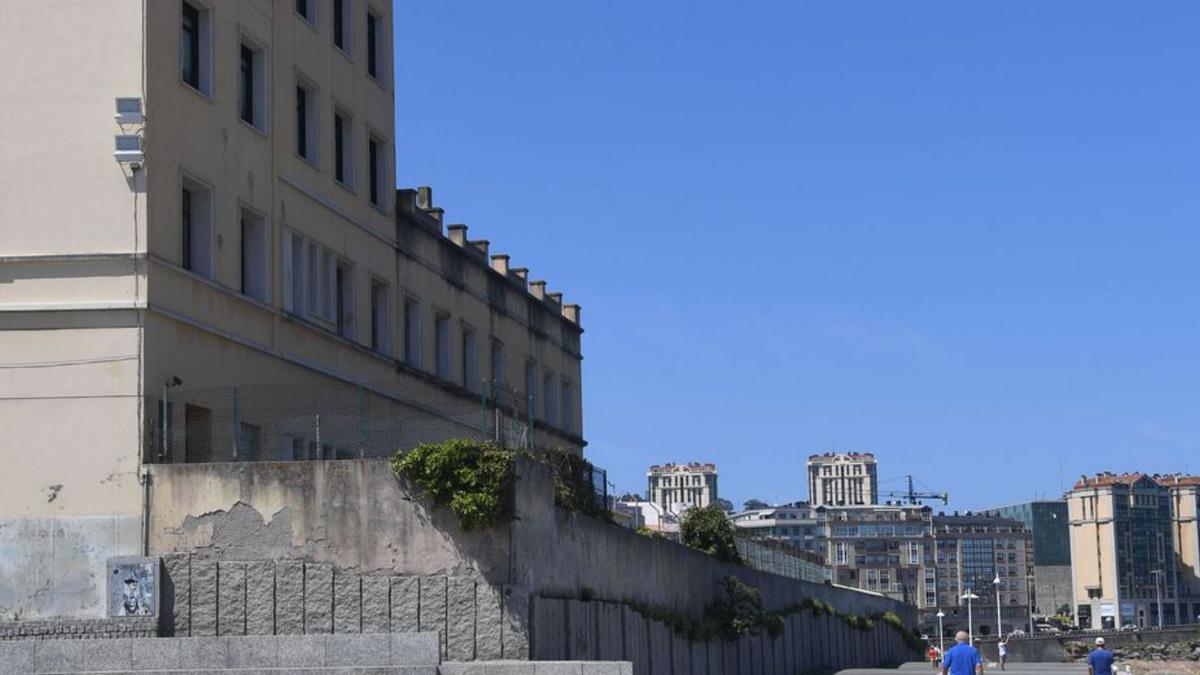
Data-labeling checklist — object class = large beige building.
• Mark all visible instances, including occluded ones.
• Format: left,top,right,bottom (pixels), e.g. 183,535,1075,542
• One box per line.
808,452,879,507
647,463,718,515
0,0,583,620
1067,473,1200,629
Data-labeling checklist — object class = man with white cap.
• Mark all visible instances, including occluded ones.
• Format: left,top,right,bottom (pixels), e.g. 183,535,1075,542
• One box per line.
1087,637,1115,675
942,630,983,675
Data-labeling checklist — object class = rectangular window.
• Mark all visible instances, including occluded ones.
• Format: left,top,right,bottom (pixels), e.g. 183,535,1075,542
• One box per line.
368,135,384,207
370,279,389,353
184,404,212,463
366,8,384,79
307,240,320,314
239,209,268,302
237,422,261,461
542,372,557,426
295,0,314,23
180,2,211,94
282,229,306,314
561,380,574,434
461,326,478,392
335,260,355,339
321,248,334,319
295,80,319,163
333,0,352,53
180,177,212,278
836,541,848,565
404,297,421,368
525,361,538,419
334,110,353,186
435,313,452,380
490,339,505,389
239,40,267,130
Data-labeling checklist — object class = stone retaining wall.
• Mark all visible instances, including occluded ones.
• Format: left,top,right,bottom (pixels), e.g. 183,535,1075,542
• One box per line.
160,554,529,661
0,616,156,641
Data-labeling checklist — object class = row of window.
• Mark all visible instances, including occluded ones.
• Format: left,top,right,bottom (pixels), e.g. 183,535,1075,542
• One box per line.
182,1,390,208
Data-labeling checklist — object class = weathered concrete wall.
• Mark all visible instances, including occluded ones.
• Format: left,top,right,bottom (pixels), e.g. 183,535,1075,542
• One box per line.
157,555,529,662
531,597,918,675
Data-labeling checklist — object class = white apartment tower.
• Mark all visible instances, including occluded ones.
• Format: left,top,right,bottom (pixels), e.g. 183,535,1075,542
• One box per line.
0,0,584,620
647,463,719,515
807,452,879,507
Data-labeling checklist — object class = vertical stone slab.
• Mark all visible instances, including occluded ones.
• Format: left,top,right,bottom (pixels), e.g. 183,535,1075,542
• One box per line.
646,620,672,675
500,584,529,660
671,633,690,675
333,571,362,634
390,576,420,634
361,576,391,634
567,599,597,661
162,554,191,637
474,582,503,660
777,622,790,675
533,596,566,660
446,576,476,661
689,640,706,675
597,602,624,662
736,635,752,675
622,606,650,675
706,640,724,675
304,563,334,635
190,559,217,637
217,561,246,636
419,575,448,658
275,561,305,635
245,561,275,635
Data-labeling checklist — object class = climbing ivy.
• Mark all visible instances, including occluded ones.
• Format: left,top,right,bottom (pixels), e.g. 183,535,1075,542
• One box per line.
390,439,515,532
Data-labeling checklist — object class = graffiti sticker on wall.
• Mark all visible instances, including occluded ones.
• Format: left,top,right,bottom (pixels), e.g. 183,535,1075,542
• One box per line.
107,557,158,617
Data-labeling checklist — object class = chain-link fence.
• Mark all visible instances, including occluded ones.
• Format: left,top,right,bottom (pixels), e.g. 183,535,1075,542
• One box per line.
733,530,830,584
144,381,540,463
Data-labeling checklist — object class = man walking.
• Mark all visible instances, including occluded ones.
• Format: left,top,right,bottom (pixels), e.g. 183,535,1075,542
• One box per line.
997,638,1008,671
1087,637,1115,675
943,631,984,675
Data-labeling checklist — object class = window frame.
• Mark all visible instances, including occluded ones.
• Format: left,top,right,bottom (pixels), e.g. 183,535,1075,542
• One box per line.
238,205,270,303
295,73,320,166
294,0,317,27
332,0,354,59
179,0,214,99
366,131,388,211
333,105,355,190
238,32,270,133
365,4,386,84
369,277,390,354
179,173,214,279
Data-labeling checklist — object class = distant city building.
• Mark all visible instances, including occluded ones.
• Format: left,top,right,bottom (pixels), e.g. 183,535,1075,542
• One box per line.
807,453,879,507
821,503,933,607
922,513,1033,638
1068,473,1200,629
983,500,1071,617
731,502,823,554
617,496,679,536
647,462,718,516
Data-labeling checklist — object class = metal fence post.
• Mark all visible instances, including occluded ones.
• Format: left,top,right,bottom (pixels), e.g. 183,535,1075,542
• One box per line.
358,385,366,459
231,385,239,461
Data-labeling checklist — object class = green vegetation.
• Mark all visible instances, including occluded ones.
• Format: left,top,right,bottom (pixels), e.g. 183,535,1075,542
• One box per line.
680,504,743,564
390,439,515,531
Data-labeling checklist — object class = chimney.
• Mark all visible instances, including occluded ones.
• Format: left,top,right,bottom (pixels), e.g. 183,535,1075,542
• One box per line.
397,188,417,213
416,186,434,210
490,254,510,275
562,304,581,324
447,224,468,247
511,268,529,290
529,280,546,300
469,239,490,257
546,291,563,308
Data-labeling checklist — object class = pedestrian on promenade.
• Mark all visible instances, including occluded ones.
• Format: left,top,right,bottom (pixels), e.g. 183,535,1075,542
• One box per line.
942,631,983,675
997,638,1008,671
1087,637,1115,675
928,645,941,670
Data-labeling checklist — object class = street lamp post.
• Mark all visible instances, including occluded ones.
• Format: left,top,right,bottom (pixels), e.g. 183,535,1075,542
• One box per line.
1150,570,1164,629
1025,575,1035,634
936,610,946,656
993,576,1003,639
962,591,980,643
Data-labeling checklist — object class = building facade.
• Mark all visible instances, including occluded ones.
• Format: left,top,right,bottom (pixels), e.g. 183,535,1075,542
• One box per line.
647,463,718,516
808,452,879,507
984,500,1072,616
922,514,1033,638
1068,473,1200,629
0,0,584,620
821,504,933,607
731,502,823,555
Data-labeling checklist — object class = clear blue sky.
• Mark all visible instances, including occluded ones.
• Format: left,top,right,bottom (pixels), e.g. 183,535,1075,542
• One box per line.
395,2,1200,512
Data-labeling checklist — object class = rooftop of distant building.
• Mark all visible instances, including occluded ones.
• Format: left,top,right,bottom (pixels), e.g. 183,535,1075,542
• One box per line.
806,452,876,462
647,462,717,474
1072,471,1200,490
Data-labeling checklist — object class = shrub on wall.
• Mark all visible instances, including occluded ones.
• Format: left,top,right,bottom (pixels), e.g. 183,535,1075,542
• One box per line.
390,439,515,531
680,505,742,564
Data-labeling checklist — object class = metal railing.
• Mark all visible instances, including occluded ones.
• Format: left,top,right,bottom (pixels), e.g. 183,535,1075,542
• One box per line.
733,530,830,584
144,381,542,463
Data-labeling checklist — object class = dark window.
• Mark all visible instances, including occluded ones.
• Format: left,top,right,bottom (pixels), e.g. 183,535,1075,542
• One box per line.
181,187,193,270
296,86,308,158
181,2,200,88
240,45,254,124
333,0,346,49
184,404,212,463
368,138,380,205
334,113,347,183
295,0,309,19
366,12,378,77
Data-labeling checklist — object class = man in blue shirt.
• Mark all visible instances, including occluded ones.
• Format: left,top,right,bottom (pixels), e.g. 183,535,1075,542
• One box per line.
942,631,983,675
1087,638,1115,675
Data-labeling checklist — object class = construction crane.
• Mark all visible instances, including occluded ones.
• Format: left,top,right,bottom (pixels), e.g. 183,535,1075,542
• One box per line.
879,474,948,505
